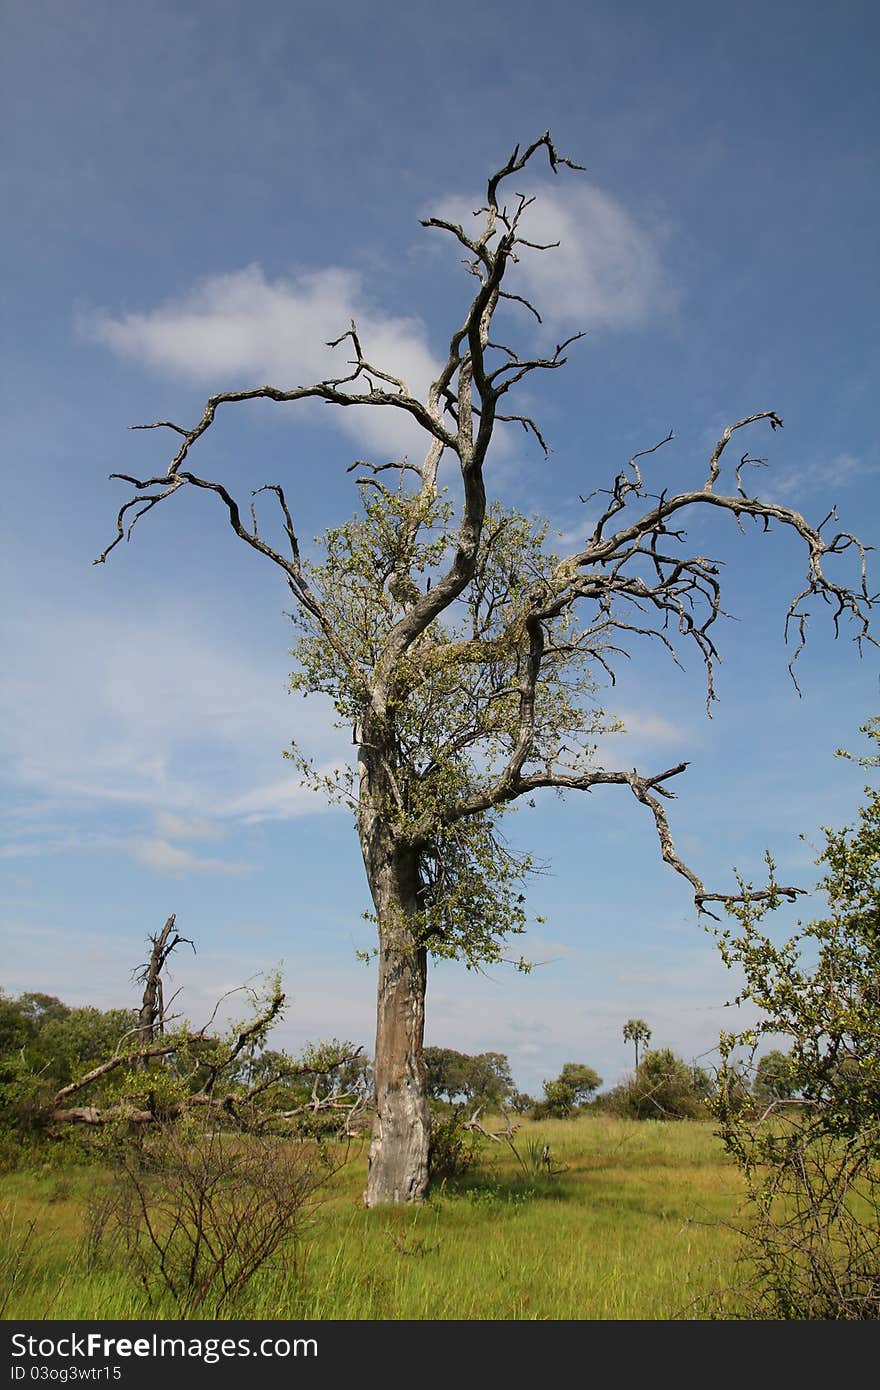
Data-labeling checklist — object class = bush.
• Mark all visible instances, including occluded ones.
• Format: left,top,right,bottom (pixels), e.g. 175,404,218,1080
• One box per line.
427,1105,480,1181
86,1123,340,1316
597,1049,711,1121
0,1054,54,1140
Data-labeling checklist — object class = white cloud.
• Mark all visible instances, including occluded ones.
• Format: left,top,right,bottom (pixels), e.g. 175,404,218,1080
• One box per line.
432,183,673,335
84,264,440,459
131,837,252,877
85,179,670,468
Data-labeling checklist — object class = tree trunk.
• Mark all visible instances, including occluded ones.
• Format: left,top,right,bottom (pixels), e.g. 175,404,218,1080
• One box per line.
365,930,429,1206
361,836,430,1206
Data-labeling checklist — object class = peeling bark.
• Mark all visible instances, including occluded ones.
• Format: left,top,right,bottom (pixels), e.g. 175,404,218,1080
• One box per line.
365,932,429,1206
359,745,430,1206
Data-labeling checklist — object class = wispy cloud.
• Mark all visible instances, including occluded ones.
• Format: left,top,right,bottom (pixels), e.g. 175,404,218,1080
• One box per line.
0,828,132,860
83,264,439,458
131,837,252,877
0,599,348,847
613,709,689,745
772,452,870,498
221,766,349,824
508,1014,552,1036
155,811,223,841
588,707,692,773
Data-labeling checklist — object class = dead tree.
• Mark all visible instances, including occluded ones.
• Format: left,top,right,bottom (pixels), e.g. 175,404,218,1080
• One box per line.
95,133,875,1204
53,921,366,1134
133,913,193,1059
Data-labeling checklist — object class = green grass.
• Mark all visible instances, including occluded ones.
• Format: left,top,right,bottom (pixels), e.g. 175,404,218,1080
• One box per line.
0,1116,747,1320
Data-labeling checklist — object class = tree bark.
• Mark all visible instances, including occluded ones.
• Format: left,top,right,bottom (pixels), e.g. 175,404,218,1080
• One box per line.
365,929,429,1206
360,803,430,1205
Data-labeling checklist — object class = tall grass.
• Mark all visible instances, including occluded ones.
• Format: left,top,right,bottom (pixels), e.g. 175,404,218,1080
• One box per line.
0,1116,746,1320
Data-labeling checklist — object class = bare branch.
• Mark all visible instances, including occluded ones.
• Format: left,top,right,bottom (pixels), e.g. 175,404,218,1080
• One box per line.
486,132,586,211
346,457,425,481
496,412,551,455
498,289,543,323
704,412,783,491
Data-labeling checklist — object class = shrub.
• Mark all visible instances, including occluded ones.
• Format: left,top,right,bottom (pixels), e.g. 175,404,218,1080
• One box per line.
427,1105,480,1181
598,1049,711,1120
86,1122,341,1316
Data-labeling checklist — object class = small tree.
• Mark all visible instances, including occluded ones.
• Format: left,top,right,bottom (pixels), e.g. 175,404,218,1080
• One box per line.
623,1018,652,1071
538,1062,602,1117
509,1091,536,1115
712,720,880,1318
465,1052,516,1110
625,1047,710,1121
97,132,874,1204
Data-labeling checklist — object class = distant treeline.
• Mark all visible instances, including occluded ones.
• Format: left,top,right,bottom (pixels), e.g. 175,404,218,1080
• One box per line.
0,988,795,1162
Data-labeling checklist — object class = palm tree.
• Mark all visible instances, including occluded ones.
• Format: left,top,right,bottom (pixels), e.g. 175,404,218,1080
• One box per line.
623,1018,652,1071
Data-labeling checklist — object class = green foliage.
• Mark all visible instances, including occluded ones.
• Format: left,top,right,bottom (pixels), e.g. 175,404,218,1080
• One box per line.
0,971,368,1160
535,1080,574,1119
0,993,137,1089
0,992,69,1057
0,1053,54,1140
600,1048,711,1121
287,493,612,969
534,1061,603,1118
0,992,138,1140
509,1091,536,1114
557,1062,603,1105
712,719,880,1318
423,1047,515,1109
427,1107,480,1182
32,1008,138,1088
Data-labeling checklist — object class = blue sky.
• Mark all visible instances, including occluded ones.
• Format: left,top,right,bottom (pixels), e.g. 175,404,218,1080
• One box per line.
2,0,878,1096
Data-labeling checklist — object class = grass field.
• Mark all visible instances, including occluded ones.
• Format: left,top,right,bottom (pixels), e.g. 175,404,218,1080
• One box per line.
0,1116,749,1321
